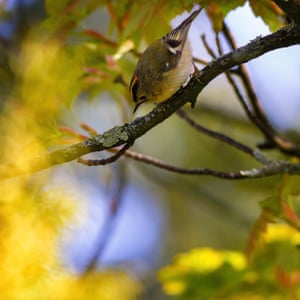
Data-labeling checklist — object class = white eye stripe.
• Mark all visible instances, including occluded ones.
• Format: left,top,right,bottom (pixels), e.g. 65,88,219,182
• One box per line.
167,46,177,54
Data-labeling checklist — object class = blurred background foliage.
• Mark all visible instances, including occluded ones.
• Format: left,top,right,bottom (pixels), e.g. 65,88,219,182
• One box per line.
0,0,299,299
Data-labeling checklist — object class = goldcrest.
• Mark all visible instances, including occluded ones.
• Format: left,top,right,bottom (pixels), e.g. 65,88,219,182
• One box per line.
129,8,202,112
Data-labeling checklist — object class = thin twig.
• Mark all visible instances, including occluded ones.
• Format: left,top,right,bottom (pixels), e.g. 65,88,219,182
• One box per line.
272,0,300,26
222,22,273,129
215,32,223,56
204,31,267,138
214,32,255,122
83,163,126,274
176,109,255,157
119,148,246,179
110,147,300,179
77,143,131,166
201,34,217,58
220,23,300,156
201,32,267,157
193,56,209,65
1,23,299,179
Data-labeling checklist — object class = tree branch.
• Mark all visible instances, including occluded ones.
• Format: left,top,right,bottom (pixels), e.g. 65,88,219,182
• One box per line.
221,22,300,156
111,147,300,179
273,0,300,25
77,142,132,166
1,23,300,179
221,23,273,129
176,109,255,157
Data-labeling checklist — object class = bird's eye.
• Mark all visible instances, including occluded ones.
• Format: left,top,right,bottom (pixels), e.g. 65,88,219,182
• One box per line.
167,39,181,48
139,95,147,101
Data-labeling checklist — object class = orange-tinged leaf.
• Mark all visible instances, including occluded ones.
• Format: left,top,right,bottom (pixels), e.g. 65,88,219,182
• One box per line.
282,201,300,229
121,10,131,31
276,267,300,288
203,0,246,32
276,266,292,288
246,210,273,261
58,126,89,141
83,30,117,47
80,123,99,136
249,0,285,31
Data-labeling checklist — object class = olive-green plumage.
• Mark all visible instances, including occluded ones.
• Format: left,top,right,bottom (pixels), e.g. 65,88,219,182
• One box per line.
130,8,202,112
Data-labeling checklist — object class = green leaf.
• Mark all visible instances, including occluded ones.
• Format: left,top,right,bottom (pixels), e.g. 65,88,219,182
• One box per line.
44,0,101,36
202,0,246,32
259,195,282,217
249,0,285,31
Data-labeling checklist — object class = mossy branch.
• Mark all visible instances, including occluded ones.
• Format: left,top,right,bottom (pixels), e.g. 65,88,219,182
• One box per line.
1,23,300,179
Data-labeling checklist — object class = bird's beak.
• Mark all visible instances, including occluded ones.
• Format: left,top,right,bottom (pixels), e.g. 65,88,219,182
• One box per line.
133,103,141,113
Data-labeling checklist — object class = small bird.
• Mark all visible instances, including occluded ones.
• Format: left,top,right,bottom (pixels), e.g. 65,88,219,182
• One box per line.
129,8,203,113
